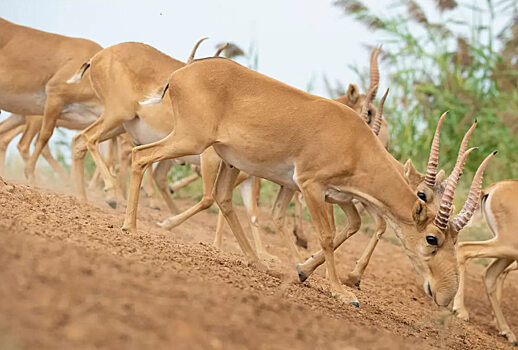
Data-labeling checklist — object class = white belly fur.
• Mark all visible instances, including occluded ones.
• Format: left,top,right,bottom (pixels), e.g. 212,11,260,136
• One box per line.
213,143,297,189
60,103,102,128
123,118,201,166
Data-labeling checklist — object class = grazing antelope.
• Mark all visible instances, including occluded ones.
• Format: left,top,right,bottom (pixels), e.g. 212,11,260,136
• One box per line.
452,180,518,345
0,18,103,182
127,56,492,307
339,115,479,288
158,46,388,261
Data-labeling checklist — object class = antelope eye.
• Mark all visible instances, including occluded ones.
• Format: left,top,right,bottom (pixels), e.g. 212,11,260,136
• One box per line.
426,235,438,246
417,191,427,202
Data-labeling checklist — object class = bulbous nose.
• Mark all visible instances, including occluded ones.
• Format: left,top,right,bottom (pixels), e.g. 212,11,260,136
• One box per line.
424,280,457,306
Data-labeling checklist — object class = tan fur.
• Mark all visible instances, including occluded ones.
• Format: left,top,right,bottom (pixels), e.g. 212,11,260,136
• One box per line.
453,180,518,345
335,84,390,149
123,58,461,307
0,18,103,181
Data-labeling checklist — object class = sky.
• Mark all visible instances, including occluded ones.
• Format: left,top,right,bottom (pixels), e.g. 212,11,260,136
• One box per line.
0,0,385,97
0,0,394,161
0,0,507,161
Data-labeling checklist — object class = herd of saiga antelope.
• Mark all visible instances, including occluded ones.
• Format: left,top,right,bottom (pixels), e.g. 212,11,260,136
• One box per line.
0,17,517,345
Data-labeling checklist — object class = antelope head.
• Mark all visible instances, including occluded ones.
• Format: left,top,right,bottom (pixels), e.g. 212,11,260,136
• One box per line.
337,45,381,125
398,113,495,306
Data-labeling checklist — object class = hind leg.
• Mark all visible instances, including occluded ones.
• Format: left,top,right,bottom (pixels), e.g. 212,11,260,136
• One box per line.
72,111,127,207
158,147,220,229
122,130,211,234
483,258,517,345
153,159,180,214
292,192,309,249
271,186,303,263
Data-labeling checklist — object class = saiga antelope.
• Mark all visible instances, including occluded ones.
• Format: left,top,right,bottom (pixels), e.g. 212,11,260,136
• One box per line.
69,39,289,261
0,18,103,182
452,180,518,345
157,47,388,263
129,56,493,307
298,110,479,289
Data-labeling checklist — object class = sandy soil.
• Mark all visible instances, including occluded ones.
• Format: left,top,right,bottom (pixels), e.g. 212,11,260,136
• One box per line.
0,176,517,349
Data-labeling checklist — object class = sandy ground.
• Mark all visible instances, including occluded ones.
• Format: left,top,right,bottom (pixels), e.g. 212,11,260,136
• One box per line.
0,176,517,350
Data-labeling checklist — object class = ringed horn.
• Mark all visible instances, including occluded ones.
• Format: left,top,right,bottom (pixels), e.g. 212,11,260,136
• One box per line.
372,88,389,136
424,111,448,189
452,151,497,232
433,147,477,231
446,120,478,185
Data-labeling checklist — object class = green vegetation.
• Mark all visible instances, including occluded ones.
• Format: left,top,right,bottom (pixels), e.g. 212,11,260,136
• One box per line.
334,0,518,187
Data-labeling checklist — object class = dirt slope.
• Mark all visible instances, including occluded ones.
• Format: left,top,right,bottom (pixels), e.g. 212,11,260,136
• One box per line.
0,177,516,349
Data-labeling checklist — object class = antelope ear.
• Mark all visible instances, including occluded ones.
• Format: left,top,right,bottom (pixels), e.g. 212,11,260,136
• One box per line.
404,159,423,187
434,169,447,197
346,84,359,104
436,169,446,184
412,200,428,229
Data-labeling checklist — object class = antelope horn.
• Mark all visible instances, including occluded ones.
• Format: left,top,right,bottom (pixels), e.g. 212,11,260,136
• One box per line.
187,37,209,64
452,151,497,232
372,88,389,136
433,147,477,231
446,120,477,185
360,83,378,124
214,43,229,57
424,111,448,188
369,45,381,99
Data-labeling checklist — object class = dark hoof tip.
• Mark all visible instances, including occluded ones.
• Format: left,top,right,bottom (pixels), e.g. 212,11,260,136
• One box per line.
169,187,175,194
512,341,518,346
121,226,128,232
296,264,308,283
151,206,161,211
349,301,360,308
106,200,117,209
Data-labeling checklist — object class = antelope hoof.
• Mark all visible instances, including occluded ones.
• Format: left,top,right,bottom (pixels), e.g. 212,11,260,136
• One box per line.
296,264,308,283
168,186,175,194
452,308,470,322
106,199,117,209
330,286,359,306
513,341,518,346
151,205,161,211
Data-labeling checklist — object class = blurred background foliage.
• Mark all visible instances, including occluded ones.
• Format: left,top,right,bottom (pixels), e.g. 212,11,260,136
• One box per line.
333,0,518,186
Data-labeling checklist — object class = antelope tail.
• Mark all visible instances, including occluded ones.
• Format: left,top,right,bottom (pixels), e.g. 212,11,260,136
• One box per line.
139,81,170,106
67,61,91,84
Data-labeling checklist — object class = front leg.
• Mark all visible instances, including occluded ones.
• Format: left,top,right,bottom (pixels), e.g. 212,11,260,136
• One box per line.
297,200,361,282
213,162,262,267
453,240,499,321
300,183,359,307
344,212,386,289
